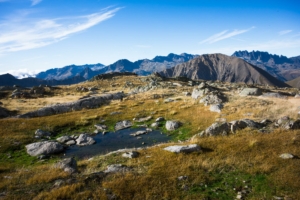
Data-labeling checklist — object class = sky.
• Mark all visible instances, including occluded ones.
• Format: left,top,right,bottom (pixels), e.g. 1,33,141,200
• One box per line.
0,0,300,77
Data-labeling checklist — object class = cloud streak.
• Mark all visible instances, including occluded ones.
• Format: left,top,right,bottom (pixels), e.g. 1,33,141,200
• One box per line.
31,0,42,6
200,27,255,44
0,7,121,54
279,30,292,35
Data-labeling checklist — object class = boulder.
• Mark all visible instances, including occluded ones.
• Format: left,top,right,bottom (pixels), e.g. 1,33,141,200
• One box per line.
230,119,262,133
115,120,133,131
166,120,181,131
209,104,223,113
239,88,262,96
135,116,152,122
65,140,76,146
191,88,210,99
239,119,262,129
54,157,77,173
76,134,96,146
35,129,51,137
56,136,73,143
164,144,201,153
203,122,230,136
200,94,223,105
122,151,139,158
26,141,64,156
151,122,160,128
104,164,132,173
155,117,165,122
94,124,107,131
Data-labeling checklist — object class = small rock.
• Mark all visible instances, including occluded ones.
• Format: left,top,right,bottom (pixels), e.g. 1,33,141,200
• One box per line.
155,117,165,122
165,120,181,131
239,88,262,96
104,164,132,173
65,140,76,146
115,120,132,131
178,175,188,181
130,130,147,137
151,122,160,128
35,129,51,137
122,151,139,158
279,153,294,159
94,124,107,130
54,157,77,174
76,134,96,146
209,104,223,113
56,136,73,143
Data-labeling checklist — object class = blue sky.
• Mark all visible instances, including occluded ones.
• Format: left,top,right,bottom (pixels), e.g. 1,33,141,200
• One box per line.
0,0,299,77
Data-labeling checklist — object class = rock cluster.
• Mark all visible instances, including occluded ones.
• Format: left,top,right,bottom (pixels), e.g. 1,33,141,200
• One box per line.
17,92,125,118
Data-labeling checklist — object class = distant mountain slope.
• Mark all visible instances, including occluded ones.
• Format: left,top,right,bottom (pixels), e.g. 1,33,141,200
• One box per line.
286,76,300,88
159,53,289,87
34,53,198,81
232,50,300,81
35,63,105,80
0,73,86,87
97,53,199,76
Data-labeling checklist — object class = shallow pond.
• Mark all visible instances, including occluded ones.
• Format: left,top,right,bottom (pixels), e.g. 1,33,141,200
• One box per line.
63,128,170,159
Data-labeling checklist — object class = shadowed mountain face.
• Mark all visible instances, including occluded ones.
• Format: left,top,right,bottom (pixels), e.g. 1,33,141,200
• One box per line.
159,53,289,87
35,64,105,81
232,51,300,81
0,73,86,87
286,76,300,88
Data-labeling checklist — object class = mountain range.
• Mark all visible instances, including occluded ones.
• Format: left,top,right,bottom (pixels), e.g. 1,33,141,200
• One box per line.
159,53,289,87
232,50,300,81
0,51,299,88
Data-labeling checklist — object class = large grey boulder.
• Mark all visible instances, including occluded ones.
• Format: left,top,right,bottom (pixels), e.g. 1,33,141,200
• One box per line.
54,157,77,173
76,134,96,146
104,164,132,173
202,122,230,136
115,120,133,131
200,94,223,105
166,120,181,131
239,88,262,96
26,141,64,156
164,144,201,153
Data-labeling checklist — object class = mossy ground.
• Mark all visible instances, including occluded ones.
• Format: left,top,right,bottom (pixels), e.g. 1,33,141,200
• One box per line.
0,76,299,199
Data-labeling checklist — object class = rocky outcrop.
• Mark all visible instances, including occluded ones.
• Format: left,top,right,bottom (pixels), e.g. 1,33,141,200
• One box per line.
26,141,64,156
239,88,262,96
17,92,125,118
104,164,132,173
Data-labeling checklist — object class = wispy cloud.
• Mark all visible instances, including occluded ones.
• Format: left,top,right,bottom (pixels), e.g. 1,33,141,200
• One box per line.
200,27,255,44
0,7,121,54
31,0,42,6
0,68,41,78
279,30,292,35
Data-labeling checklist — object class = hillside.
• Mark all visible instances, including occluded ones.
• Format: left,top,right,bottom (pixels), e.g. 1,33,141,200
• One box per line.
232,50,300,81
287,76,300,88
159,53,289,87
0,74,299,199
